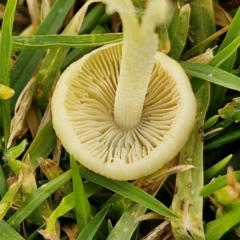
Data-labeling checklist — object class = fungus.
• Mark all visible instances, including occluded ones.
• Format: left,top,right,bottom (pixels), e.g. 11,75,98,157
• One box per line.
51,0,196,180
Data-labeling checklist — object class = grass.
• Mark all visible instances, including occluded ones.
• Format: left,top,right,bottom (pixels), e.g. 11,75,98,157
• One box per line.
0,0,240,239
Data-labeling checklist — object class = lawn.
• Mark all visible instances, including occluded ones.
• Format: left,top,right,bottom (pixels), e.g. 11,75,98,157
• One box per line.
0,0,240,239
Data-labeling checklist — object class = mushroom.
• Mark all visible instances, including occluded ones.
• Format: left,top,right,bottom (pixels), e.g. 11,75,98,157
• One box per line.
51,0,196,181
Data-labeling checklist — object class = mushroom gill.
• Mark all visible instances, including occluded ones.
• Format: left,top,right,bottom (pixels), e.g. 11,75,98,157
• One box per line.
52,42,194,180
52,0,196,180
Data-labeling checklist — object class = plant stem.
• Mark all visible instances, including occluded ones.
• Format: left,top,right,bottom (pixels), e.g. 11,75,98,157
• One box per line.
0,0,18,146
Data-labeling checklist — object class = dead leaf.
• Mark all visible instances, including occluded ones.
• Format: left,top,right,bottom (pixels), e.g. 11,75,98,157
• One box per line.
8,77,34,148
61,223,78,240
213,2,232,27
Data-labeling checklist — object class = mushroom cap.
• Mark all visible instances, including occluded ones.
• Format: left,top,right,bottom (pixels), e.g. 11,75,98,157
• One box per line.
51,42,196,181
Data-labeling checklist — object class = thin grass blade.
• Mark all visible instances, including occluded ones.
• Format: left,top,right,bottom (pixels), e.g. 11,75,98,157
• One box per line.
0,220,25,240
200,171,240,196
11,34,122,51
168,3,190,59
181,26,229,60
61,25,109,70
38,193,75,239
0,165,7,199
3,139,28,174
208,36,240,68
40,180,102,239
204,155,232,182
205,205,240,240
0,0,17,145
208,8,240,116
0,0,17,86
189,0,215,53
7,169,72,229
106,202,145,240
79,3,105,34
32,1,109,110
77,204,111,240
80,168,176,219
70,157,91,232
22,121,56,169
204,115,219,130
204,130,240,150
0,176,22,220
10,0,75,111
180,61,240,91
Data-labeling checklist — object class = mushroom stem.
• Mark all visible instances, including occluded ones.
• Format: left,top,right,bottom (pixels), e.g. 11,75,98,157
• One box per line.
114,29,159,130
104,0,173,130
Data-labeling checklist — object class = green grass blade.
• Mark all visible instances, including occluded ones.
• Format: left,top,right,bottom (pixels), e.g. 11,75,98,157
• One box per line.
207,8,240,116
0,0,16,86
0,0,17,145
79,3,105,34
168,3,190,59
189,0,215,53
204,129,240,150
70,157,91,232
4,139,28,160
205,205,240,240
33,45,70,110
40,180,103,239
204,119,233,141
180,61,240,91
204,115,219,130
199,171,240,196
10,0,75,111
0,0,18,207
49,192,74,220
80,168,176,219
32,2,116,110
106,202,145,240
217,7,240,51
204,155,232,183
0,220,25,240
39,193,75,239
56,193,74,213
0,178,21,220
208,36,240,68
0,165,7,199
22,121,56,170
61,25,109,70
10,34,122,51
102,193,132,220
181,26,229,61
0,100,11,147
3,140,28,173
77,204,111,240
171,81,210,239
7,169,72,229
157,24,170,53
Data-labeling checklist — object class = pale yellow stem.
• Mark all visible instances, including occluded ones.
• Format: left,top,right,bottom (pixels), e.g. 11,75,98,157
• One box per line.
103,0,173,129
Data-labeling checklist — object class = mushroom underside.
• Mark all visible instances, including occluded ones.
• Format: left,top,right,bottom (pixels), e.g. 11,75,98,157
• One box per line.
54,43,195,180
